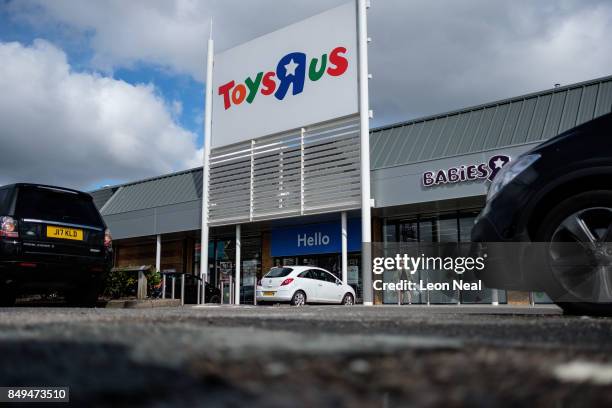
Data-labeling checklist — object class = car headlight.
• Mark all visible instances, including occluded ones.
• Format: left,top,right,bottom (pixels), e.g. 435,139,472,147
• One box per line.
486,153,540,201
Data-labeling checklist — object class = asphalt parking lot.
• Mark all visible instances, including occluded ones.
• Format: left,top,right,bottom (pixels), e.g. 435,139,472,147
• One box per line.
0,304,611,407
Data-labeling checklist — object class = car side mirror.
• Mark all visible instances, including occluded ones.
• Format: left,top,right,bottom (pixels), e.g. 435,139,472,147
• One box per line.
336,280,342,285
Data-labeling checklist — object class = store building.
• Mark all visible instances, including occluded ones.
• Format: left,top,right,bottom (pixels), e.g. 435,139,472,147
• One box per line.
92,75,612,305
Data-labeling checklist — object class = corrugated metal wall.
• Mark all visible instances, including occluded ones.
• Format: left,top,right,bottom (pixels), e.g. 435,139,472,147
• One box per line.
101,170,202,215
371,76,612,169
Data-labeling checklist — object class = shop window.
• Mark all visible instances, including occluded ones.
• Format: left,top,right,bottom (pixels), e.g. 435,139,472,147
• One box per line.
458,212,479,242
437,218,459,242
384,223,397,243
399,222,418,243
418,219,435,243
382,209,507,305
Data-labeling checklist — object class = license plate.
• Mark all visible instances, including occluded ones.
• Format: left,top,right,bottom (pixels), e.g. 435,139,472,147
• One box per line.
46,226,83,241
263,291,275,296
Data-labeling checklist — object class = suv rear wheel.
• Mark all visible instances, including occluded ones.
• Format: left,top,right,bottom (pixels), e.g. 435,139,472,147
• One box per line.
536,190,612,315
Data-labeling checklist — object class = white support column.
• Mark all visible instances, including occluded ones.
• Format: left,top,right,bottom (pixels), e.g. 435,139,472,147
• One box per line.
235,224,241,305
155,234,161,273
358,0,373,305
492,289,499,306
341,212,348,285
200,23,214,304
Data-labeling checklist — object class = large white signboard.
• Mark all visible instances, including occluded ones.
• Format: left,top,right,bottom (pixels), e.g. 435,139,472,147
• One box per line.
211,2,358,148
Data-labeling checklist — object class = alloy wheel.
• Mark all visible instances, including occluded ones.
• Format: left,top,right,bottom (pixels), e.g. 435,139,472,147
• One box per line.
549,207,612,302
293,292,305,306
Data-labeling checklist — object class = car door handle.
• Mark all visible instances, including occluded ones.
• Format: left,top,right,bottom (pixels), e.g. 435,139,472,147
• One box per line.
318,284,323,286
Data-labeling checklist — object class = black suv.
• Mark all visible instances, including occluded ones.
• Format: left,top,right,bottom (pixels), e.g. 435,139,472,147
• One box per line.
0,183,113,306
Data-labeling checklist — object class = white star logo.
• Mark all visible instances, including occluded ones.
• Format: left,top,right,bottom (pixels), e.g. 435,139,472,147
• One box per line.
284,59,298,76
493,158,506,169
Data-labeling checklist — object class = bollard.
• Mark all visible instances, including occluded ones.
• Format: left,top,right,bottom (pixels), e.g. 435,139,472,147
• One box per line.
137,270,147,300
171,276,176,299
492,289,499,306
201,279,206,304
162,275,166,299
180,274,185,306
220,281,224,305
229,276,233,305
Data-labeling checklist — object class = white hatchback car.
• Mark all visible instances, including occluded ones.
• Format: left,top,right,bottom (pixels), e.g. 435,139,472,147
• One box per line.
256,266,356,306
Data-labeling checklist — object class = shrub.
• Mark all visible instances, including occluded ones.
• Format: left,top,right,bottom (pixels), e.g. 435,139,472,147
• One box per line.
103,266,161,299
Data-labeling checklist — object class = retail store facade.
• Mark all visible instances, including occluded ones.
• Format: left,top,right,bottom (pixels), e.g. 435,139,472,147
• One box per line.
92,75,612,305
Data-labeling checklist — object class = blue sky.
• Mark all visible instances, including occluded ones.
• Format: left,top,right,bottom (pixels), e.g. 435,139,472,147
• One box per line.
114,66,204,143
1,0,611,190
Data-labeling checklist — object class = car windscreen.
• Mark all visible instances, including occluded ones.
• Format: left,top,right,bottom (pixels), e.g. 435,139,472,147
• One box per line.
15,187,103,226
264,267,293,278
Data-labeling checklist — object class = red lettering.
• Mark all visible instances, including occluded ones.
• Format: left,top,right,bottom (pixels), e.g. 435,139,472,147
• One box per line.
231,84,247,105
260,71,276,96
327,46,348,76
218,81,235,110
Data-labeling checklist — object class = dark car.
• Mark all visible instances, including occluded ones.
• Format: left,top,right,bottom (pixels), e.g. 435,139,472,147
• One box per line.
472,112,612,315
0,183,113,306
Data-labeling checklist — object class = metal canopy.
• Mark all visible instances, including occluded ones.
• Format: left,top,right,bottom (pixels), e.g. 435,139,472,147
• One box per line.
208,114,362,227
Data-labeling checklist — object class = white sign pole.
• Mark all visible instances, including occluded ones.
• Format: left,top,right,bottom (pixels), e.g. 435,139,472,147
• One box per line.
357,0,373,305
200,22,214,304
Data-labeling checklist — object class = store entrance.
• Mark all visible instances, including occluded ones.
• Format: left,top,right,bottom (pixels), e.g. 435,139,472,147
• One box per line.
195,235,262,304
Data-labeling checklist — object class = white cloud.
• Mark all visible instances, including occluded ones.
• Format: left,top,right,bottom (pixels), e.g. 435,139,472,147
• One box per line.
8,0,612,128
170,99,183,118
8,0,347,80
0,40,201,189
367,0,612,125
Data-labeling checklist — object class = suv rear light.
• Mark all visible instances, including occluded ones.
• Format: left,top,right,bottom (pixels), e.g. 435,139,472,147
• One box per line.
104,228,112,249
280,278,294,286
0,216,18,238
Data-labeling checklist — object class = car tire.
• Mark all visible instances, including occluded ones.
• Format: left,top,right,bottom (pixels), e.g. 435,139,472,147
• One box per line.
0,285,16,307
341,293,354,305
535,190,612,316
290,290,306,306
208,295,220,304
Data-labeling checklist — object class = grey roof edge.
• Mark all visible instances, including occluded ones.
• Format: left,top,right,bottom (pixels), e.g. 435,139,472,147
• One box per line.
102,197,202,217
371,74,612,133
90,166,203,194
99,186,124,214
